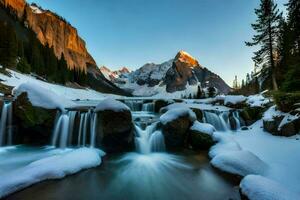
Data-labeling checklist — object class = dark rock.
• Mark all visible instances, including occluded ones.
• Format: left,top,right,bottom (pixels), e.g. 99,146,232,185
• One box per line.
96,109,134,153
280,121,297,137
191,108,203,122
241,126,249,131
240,107,264,126
154,99,172,113
189,130,214,150
263,116,284,135
13,92,57,145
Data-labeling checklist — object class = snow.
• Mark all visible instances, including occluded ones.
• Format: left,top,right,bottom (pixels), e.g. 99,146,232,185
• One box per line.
95,98,130,112
30,5,44,14
160,108,196,125
190,121,215,135
246,94,271,108
0,69,120,100
263,106,284,122
224,95,246,105
0,148,104,198
13,82,75,110
211,150,268,177
240,175,300,200
210,117,300,196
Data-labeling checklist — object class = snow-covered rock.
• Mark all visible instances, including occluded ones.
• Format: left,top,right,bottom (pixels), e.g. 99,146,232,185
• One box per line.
95,98,130,112
246,94,271,108
0,148,104,198
190,121,215,136
160,108,196,125
224,95,247,106
13,82,75,110
240,175,300,200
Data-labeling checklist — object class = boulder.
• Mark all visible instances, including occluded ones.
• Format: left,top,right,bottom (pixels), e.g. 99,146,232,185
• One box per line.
189,129,214,150
279,122,297,137
160,108,196,151
95,109,134,153
154,99,172,113
240,107,263,126
263,116,284,135
191,108,203,122
13,92,57,145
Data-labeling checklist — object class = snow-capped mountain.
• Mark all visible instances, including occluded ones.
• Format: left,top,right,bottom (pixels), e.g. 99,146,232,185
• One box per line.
112,51,231,97
100,66,131,81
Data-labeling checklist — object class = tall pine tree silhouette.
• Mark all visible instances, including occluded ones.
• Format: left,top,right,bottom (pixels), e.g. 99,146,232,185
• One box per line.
246,0,281,91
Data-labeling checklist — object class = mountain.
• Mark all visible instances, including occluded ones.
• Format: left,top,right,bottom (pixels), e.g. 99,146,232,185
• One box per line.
114,51,231,97
0,0,129,96
100,66,131,81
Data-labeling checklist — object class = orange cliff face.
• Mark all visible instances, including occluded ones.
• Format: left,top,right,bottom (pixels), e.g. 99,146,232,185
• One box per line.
1,0,96,71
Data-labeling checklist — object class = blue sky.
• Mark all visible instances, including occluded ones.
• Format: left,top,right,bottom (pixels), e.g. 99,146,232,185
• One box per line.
27,0,287,85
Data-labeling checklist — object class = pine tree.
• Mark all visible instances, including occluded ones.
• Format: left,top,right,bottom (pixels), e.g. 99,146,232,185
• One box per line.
0,22,18,68
287,0,300,55
246,0,281,91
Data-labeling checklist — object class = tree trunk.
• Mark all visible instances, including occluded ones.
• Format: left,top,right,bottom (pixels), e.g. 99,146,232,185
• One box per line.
268,17,279,91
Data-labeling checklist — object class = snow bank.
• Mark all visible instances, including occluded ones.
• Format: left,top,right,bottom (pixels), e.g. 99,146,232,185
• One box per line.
211,150,268,177
160,108,196,125
224,95,246,105
0,69,120,101
246,94,270,108
240,175,300,200
278,114,299,130
0,148,104,198
13,82,75,110
190,121,215,135
95,98,130,112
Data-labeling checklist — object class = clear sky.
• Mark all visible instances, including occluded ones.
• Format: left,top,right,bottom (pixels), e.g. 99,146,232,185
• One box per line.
27,0,287,86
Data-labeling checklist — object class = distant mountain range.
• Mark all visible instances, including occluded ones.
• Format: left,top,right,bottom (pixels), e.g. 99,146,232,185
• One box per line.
105,51,231,97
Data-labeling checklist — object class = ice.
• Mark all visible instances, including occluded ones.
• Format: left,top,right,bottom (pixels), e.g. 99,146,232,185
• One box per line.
190,121,215,135
13,82,75,110
0,148,104,198
240,175,300,200
160,108,196,125
95,98,130,112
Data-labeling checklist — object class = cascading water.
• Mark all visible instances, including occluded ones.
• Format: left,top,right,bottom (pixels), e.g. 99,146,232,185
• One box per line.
51,109,98,148
203,110,243,131
142,102,154,112
124,100,143,111
0,102,13,146
133,101,165,154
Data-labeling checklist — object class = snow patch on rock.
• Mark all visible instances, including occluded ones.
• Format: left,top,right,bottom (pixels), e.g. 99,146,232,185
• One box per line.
190,121,215,136
95,98,130,112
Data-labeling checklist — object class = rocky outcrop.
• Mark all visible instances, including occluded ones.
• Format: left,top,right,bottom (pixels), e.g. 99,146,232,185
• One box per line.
1,0,96,71
13,92,57,145
95,108,134,153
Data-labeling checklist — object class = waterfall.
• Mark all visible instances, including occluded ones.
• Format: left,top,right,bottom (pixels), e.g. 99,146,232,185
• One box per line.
0,102,13,146
203,111,229,131
142,102,154,112
232,111,242,130
124,100,143,111
51,109,97,148
150,130,166,152
203,110,244,131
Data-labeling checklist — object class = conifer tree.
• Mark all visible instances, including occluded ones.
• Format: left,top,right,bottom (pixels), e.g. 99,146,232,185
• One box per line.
246,0,281,91
287,0,300,55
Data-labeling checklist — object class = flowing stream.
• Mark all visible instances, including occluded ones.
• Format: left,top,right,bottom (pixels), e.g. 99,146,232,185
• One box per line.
2,99,242,200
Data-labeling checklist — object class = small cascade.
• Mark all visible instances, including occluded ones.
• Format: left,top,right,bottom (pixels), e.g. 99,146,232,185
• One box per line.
0,102,13,146
142,102,154,112
124,100,143,111
51,109,98,148
232,111,241,130
203,111,229,131
149,130,166,152
203,110,244,131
